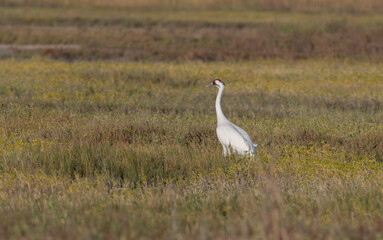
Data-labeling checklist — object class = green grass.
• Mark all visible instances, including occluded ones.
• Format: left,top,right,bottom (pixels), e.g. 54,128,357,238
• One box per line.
0,58,382,239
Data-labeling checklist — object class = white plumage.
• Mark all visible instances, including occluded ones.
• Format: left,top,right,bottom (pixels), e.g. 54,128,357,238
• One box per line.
207,79,257,157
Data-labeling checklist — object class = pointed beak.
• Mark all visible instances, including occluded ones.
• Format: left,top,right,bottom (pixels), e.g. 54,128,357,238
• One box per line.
205,83,213,88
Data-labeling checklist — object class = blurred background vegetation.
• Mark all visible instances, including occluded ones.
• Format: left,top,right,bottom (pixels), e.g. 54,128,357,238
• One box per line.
1,0,383,60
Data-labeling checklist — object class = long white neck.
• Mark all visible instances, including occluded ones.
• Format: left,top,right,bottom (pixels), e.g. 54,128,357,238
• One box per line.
215,86,228,125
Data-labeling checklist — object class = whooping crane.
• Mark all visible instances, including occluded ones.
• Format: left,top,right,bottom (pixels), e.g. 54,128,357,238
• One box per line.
206,79,257,157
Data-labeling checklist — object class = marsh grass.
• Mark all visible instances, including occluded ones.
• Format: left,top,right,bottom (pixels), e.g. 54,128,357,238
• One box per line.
1,1,383,238
2,5,383,60
0,58,382,239
3,0,383,12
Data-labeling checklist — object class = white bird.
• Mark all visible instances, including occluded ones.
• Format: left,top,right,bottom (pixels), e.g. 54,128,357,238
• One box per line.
206,79,257,157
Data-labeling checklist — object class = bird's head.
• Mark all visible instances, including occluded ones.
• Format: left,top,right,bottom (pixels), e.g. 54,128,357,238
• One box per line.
206,79,225,89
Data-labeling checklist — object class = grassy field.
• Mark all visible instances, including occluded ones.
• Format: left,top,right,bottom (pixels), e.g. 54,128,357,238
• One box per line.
2,2,383,60
1,1,383,239
1,59,382,239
